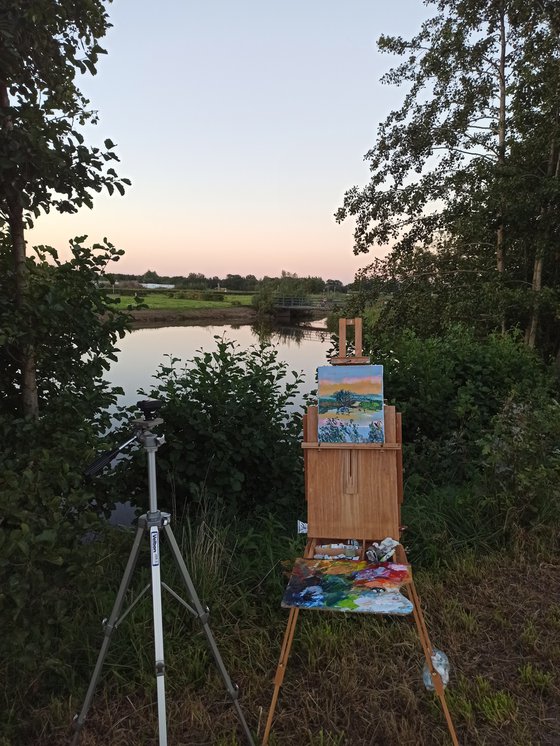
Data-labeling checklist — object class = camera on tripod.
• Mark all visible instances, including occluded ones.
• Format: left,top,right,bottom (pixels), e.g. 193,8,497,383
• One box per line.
137,398,163,421
83,399,163,479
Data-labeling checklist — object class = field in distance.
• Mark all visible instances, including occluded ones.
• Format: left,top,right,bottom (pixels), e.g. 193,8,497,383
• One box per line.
112,293,254,310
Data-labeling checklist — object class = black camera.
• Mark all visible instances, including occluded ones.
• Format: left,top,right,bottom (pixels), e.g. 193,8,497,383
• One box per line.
137,399,163,420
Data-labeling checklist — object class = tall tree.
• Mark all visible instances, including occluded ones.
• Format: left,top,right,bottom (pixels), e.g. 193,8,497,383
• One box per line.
520,1,560,350
336,0,560,358
0,1,130,416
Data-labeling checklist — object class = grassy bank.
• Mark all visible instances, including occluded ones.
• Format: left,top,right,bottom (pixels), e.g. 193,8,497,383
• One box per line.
128,306,258,327
12,511,560,746
111,293,259,325
113,293,254,311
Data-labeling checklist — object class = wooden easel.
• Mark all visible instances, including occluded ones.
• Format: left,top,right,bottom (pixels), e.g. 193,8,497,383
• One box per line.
262,318,459,745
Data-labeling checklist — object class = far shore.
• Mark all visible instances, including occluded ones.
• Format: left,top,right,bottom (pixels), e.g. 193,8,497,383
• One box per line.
128,305,258,328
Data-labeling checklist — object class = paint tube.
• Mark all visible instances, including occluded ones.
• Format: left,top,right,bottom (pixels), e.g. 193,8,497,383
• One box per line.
422,649,450,690
365,537,400,563
313,543,361,560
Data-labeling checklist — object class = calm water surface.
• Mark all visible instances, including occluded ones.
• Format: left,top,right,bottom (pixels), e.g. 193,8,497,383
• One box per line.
108,321,333,408
106,321,332,524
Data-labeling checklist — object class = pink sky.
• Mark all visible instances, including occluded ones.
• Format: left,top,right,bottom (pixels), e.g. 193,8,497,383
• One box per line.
29,1,429,284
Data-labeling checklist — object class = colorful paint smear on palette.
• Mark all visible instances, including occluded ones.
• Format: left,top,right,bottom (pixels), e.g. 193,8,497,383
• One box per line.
281,558,413,615
317,364,384,443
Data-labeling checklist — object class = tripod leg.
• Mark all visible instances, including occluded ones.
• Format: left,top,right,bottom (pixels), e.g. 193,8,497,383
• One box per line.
72,522,145,746
149,524,168,746
162,523,255,746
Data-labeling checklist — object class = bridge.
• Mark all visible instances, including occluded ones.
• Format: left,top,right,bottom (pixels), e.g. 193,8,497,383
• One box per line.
273,295,336,311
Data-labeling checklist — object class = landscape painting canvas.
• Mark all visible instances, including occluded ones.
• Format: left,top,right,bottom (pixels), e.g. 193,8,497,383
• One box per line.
317,365,384,443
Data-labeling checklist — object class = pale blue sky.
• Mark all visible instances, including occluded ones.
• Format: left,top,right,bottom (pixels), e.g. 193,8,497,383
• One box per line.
31,1,430,283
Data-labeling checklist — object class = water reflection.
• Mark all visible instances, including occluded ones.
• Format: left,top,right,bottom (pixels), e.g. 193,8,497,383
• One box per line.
266,326,331,345
107,321,334,408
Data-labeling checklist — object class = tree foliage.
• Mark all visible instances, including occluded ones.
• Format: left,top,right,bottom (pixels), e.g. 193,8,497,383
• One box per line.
337,0,560,360
0,0,129,220
0,0,130,414
1,236,131,415
0,239,134,700
120,339,307,519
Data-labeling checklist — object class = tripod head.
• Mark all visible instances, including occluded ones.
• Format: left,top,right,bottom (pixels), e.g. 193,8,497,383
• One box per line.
137,398,163,421
84,399,165,478
132,398,164,433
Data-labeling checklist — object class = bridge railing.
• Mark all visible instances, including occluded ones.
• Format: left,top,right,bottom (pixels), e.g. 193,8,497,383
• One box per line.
273,295,335,309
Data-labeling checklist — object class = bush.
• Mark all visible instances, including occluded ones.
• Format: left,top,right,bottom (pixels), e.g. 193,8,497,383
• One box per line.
0,239,133,726
0,239,131,414
401,395,560,564
376,326,553,485
201,291,224,302
252,285,276,315
479,396,560,539
126,338,307,519
0,413,108,659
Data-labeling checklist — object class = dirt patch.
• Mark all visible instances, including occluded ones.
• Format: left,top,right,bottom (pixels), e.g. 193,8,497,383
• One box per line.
128,306,258,328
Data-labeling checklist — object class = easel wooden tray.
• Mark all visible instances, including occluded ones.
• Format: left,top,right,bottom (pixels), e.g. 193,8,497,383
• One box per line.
302,442,401,450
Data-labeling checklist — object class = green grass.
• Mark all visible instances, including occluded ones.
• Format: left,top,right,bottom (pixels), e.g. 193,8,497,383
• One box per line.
8,512,560,746
518,662,554,694
111,293,254,310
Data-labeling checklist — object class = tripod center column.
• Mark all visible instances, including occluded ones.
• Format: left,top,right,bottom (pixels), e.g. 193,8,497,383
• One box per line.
145,434,162,516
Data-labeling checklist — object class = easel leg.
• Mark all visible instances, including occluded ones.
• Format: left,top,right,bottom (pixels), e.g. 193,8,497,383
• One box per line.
407,578,459,746
262,607,300,746
71,522,145,745
262,539,315,745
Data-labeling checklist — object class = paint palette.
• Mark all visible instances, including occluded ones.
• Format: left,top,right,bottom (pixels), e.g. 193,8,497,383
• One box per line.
281,558,413,615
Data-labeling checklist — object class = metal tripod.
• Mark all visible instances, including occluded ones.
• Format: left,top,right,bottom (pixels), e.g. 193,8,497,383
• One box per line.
72,400,254,746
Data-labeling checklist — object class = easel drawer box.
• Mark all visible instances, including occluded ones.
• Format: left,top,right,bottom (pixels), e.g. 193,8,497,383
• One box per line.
306,447,401,540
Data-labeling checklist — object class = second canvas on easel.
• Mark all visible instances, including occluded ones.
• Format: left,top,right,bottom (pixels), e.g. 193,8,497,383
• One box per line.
317,364,384,443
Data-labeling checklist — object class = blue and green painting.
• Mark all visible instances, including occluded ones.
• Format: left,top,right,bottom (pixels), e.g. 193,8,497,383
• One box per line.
281,558,413,615
317,364,384,443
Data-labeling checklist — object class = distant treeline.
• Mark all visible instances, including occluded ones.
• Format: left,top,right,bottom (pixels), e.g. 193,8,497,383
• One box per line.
109,269,351,293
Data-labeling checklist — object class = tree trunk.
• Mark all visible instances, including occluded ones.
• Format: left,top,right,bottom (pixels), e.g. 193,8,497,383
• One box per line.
8,200,38,417
525,249,544,349
528,2,560,352
496,4,507,333
525,102,560,349
0,80,39,417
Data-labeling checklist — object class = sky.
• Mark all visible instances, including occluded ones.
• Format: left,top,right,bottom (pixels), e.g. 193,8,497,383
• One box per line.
30,0,431,284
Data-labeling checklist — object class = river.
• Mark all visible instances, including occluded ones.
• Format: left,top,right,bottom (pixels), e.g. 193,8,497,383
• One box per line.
107,320,334,410
106,320,333,524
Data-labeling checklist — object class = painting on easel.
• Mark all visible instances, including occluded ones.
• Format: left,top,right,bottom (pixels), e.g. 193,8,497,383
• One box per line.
317,364,384,443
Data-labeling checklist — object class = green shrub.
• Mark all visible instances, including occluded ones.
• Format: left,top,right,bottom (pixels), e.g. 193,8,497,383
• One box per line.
479,396,560,539
252,285,276,315
376,326,553,485
201,291,224,302
0,239,134,726
399,394,560,564
124,338,307,519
